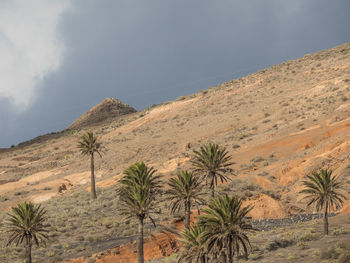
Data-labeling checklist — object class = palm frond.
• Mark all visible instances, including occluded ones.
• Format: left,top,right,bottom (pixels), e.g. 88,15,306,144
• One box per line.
198,195,255,259
117,162,162,221
191,143,234,196
300,169,347,212
178,224,209,263
5,202,49,247
166,171,206,215
77,131,102,157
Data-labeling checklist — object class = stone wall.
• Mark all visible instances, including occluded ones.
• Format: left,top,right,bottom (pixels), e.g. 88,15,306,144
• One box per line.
251,213,338,231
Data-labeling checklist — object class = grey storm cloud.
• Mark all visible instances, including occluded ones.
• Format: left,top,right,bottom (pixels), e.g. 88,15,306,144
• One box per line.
0,0,350,147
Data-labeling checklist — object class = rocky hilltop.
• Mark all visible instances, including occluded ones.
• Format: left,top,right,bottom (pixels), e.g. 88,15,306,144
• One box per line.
69,98,137,130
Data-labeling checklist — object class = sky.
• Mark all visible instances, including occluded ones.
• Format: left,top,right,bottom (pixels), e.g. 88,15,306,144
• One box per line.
0,0,350,147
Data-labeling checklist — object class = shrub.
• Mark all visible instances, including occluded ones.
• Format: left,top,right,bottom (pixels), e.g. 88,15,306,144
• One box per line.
332,228,350,235
241,182,261,191
75,236,85,242
86,236,95,243
335,241,348,250
264,190,281,200
258,171,269,177
320,247,339,260
296,241,309,250
267,237,293,251
62,243,71,250
312,249,321,257
236,133,250,140
298,231,320,241
248,252,263,260
14,191,29,196
245,191,253,197
47,255,63,262
71,129,80,135
251,156,264,163
287,253,295,260
86,258,96,263
338,251,350,263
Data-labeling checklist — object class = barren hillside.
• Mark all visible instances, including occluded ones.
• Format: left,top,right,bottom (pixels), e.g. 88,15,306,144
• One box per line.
0,43,349,262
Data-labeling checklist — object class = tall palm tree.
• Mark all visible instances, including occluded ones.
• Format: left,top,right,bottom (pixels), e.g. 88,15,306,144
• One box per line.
5,202,49,263
198,195,255,263
191,143,234,198
167,171,205,230
300,169,346,235
78,131,102,199
178,224,209,263
117,162,162,263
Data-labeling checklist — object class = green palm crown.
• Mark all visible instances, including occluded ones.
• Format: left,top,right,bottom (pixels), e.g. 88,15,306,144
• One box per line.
117,162,162,221
300,169,346,211
167,171,205,214
77,131,102,157
6,202,48,247
191,143,233,197
178,224,208,263
198,195,255,260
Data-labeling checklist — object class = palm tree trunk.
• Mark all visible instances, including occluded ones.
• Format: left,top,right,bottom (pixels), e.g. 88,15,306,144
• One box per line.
25,236,32,263
184,199,191,230
211,185,215,199
210,171,215,199
138,216,144,263
324,201,329,235
221,251,227,263
90,152,97,199
227,238,233,263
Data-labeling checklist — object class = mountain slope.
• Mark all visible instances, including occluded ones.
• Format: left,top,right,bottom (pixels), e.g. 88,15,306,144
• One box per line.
0,42,349,262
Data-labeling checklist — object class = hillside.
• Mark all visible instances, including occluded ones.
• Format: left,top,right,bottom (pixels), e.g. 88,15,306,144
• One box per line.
0,42,349,262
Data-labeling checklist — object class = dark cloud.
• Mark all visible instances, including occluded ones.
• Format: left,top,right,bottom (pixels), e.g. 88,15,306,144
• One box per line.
1,0,350,147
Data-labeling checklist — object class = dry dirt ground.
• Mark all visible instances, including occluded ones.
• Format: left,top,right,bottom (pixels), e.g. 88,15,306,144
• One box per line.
0,43,349,262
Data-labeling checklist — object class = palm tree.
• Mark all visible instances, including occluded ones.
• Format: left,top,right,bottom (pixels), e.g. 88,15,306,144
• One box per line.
191,143,234,198
5,202,49,263
78,131,102,199
178,224,209,263
198,195,255,263
167,171,205,230
117,162,162,263
300,169,346,235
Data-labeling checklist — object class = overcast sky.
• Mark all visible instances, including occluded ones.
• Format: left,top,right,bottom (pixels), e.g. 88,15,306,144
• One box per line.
0,0,349,147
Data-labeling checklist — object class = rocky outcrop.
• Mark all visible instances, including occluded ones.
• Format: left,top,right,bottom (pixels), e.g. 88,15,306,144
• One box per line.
69,98,137,129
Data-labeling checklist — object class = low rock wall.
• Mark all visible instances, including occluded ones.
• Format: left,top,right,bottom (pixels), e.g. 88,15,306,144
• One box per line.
251,213,338,231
